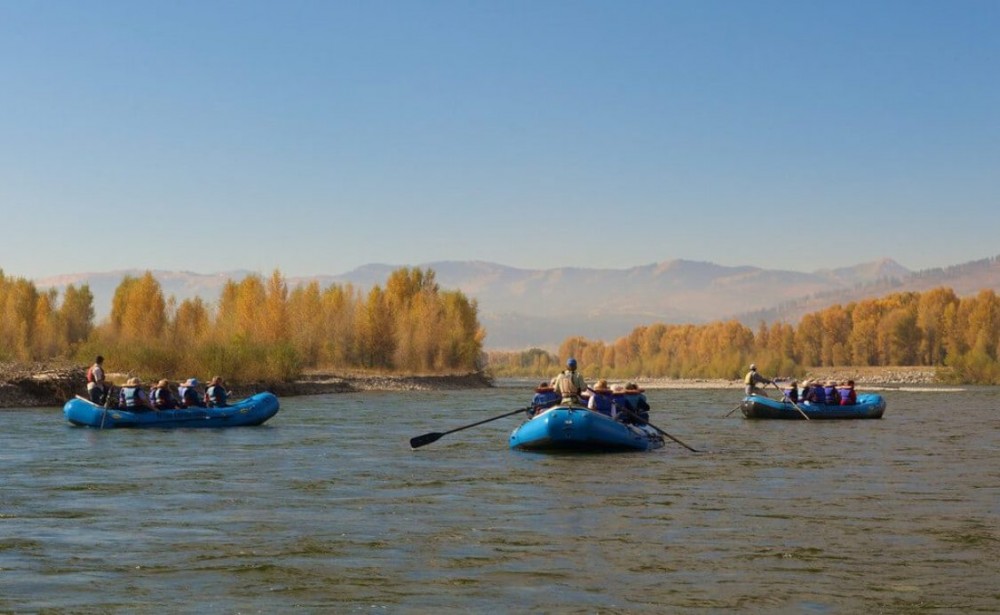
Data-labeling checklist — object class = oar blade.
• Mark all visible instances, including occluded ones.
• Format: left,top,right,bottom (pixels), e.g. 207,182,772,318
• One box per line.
410,432,444,449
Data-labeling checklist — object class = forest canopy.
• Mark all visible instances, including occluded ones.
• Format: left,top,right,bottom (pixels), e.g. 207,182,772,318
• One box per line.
0,267,485,382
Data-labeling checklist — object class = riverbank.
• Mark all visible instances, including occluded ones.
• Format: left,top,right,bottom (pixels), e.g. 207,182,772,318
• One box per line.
0,362,951,408
0,362,494,408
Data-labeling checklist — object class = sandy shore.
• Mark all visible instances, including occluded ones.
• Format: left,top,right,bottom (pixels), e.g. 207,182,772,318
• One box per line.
0,362,944,408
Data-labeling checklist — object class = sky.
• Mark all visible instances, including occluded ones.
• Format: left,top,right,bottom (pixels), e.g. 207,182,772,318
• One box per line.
2,0,998,280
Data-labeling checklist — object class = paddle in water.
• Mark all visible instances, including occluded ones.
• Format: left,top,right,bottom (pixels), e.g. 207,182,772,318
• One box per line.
618,407,701,453
410,406,532,449
772,382,810,420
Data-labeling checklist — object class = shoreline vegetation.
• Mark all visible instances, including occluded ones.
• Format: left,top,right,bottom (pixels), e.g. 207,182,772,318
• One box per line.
0,362,946,409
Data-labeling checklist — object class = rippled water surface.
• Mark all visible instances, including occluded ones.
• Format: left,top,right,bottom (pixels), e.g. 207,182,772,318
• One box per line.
3,385,998,612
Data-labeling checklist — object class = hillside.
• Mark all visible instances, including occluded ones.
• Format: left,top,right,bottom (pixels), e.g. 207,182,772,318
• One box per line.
31,255,1000,350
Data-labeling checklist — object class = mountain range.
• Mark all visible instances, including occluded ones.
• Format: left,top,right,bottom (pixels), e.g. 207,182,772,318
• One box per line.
33,255,1000,350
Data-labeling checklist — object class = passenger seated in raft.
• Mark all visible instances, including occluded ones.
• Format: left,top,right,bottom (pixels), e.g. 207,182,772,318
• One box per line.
621,382,650,423
151,379,180,410
824,381,841,405
119,377,155,412
530,382,560,416
838,380,857,406
611,384,633,420
205,376,229,407
587,379,614,417
803,380,827,404
178,378,206,408
781,380,799,403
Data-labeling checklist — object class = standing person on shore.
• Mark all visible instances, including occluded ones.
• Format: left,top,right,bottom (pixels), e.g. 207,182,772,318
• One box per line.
205,376,229,407
744,364,773,396
86,355,107,404
551,358,586,404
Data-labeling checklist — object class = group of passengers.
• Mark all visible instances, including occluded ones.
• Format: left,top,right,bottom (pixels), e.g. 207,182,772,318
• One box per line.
86,355,230,411
744,362,858,406
529,357,651,424
781,379,857,406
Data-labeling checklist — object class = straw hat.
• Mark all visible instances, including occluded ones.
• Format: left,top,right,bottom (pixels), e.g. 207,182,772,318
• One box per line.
611,384,625,393
534,382,554,393
157,379,169,388
624,382,645,393
183,378,200,387
592,379,611,393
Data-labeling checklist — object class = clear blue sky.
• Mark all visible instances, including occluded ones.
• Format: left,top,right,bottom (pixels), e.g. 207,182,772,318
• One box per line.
2,1,998,280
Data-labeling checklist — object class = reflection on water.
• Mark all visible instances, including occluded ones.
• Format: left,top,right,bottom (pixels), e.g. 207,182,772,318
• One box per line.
2,386,998,612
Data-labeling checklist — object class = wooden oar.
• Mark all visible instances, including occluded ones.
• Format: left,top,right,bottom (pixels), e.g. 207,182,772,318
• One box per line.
410,406,531,449
618,407,701,453
725,402,743,417
773,382,810,420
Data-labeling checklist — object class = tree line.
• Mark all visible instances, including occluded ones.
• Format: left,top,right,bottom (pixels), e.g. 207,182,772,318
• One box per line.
0,267,484,382
487,287,1000,384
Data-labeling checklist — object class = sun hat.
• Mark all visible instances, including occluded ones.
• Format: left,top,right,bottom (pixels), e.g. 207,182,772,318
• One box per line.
157,379,169,387
624,382,645,393
535,382,553,393
183,378,200,387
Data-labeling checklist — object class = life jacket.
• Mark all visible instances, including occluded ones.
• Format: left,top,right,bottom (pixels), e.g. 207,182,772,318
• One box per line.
838,387,856,405
824,386,840,404
121,386,142,409
152,387,176,409
86,366,95,383
589,392,614,417
783,387,798,402
554,371,581,398
532,390,560,409
744,371,754,385
810,386,827,404
179,386,202,408
206,385,227,407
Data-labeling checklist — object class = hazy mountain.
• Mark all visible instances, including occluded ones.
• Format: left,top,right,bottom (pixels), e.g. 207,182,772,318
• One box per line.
30,255,1000,349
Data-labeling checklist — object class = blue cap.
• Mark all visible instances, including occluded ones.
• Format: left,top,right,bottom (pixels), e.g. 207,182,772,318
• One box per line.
567,358,577,368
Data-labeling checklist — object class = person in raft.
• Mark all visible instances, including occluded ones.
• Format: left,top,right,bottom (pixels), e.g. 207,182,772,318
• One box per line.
551,357,587,404
621,381,650,423
205,376,229,407
587,379,614,417
86,355,107,404
837,380,857,405
782,380,799,403
151,379,180,410
178,378,206,408
530,382,560,416
744,364,774,396
119,377,155,412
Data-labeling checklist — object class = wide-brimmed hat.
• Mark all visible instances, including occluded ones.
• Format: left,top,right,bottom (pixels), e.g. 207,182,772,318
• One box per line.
209,376,223,385
611,384,625,393
592,379,611,393
127,376,141,386
624,382,644,393
183,378,200,387
535,382,554,393
157,379,169,387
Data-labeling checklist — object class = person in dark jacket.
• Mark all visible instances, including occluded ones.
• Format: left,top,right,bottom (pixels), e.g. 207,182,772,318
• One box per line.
178,378,206,408
530,382,560,416
205,376,229,407
151,379,179,410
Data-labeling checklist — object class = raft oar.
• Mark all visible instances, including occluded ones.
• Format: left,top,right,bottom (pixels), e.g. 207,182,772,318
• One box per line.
410,406,531,449
772,382,810,420
618,408,701,453
725,402,742,417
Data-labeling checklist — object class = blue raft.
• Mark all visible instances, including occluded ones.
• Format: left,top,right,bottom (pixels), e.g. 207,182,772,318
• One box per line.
509,405,664,452
63,392,280,429
740,393,886,420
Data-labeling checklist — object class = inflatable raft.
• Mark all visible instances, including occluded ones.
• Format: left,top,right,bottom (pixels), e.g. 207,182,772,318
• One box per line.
740,393,886,420
509,405,664,452
63,392,280,428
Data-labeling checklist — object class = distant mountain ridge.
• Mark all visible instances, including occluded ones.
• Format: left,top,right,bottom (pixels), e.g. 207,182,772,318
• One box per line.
31,255,1000,350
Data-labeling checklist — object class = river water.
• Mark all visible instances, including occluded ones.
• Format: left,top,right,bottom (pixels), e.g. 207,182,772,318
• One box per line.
2,384,998,613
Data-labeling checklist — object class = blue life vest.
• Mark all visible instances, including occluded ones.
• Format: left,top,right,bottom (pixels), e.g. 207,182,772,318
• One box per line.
810,386,827,404
837,387,855,405
783,387,798,402
532,390,560,409
824,386,839,404
590,392,614,416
